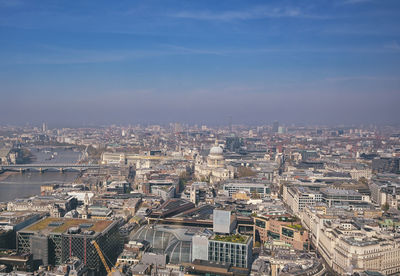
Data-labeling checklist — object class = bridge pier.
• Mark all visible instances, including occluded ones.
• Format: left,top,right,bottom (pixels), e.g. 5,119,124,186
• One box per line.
19,168,24,173
59,168,64,173
39,168,43,173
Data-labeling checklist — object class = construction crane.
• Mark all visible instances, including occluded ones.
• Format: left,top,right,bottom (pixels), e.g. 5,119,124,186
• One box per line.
91,240,112,275
91,240,125,276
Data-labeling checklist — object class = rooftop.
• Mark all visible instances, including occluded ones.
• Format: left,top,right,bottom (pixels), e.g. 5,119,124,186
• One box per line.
0,211,41,226
286,224,304,231
21,217,113,235
210,234,250,244
320,188,362,196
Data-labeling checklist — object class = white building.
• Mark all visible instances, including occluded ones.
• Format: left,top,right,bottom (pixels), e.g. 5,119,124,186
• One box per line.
282,185,322,215
195,143,234,184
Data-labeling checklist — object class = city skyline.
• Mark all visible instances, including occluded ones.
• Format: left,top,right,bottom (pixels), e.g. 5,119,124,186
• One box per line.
0,0,399,125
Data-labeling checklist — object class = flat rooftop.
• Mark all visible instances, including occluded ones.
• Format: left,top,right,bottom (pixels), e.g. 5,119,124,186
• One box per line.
210,234,250,244
174,204,215,220
320,188,362,196
20,217,113,235
0,211,41,226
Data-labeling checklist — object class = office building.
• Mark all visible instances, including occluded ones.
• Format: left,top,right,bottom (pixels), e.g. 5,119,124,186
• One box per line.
272,121,279,133
208,234,253,269
253,214,309,251
191,234,210,262
320,188,369,208
17,217,121,274
282,185,322,215
213,210,236,234
223,182,271,197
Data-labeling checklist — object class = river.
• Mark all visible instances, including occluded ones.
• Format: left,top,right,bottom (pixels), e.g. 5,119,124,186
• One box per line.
0,147,82,202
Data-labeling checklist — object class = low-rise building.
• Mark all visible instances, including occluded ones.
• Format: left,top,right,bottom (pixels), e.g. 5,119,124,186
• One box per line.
282,185,322,215
253,214,310,251
223,182,271,197
17,217,121,274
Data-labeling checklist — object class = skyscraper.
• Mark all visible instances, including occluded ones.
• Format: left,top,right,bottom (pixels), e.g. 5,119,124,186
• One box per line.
272,121,279,133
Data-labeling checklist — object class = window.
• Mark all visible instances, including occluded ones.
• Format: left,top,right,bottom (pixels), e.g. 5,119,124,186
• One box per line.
282,227,294,238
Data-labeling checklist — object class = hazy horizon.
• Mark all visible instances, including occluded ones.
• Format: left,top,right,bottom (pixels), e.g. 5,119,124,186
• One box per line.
1,0,399,126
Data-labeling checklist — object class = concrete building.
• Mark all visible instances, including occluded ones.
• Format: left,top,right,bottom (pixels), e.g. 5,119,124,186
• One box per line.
213,210,236,234
272,121,279,133
0,211,44,249
189,182,208,205
106,181,130,194
223,182,271,197
317,220,400,275
142,179,178,200
17,217,121,274
253,214,310,251
282,185,322,215
208,234,253,269
320,187,370,208
191,234,209,262
7,195,77,217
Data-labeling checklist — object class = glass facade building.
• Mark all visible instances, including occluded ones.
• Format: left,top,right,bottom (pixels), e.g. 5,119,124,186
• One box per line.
223,182,271,197
207,236,252,268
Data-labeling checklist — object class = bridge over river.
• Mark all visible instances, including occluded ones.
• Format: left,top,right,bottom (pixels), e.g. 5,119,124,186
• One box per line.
0,163,100,173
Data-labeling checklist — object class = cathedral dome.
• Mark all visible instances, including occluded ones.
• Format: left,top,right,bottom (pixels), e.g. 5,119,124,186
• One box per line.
209,146,223,155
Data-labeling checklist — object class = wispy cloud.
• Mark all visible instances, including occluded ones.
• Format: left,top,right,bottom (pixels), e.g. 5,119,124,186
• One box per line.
384,41,400,52
342,0,373,4
165,45,398,55
325,76,399,82
0,46,169,65
2,42,395,66
171,6,329,21
0,44,229,65
0,0,23,7
163,45,225,56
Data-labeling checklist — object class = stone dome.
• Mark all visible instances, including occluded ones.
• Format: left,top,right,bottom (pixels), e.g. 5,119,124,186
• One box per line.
209,146,223,155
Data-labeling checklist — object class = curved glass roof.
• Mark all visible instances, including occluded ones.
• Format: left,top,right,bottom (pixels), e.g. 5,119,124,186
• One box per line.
132,225,211,264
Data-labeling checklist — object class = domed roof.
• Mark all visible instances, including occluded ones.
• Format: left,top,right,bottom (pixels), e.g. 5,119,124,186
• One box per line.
132,225,203,264
209,146,223,155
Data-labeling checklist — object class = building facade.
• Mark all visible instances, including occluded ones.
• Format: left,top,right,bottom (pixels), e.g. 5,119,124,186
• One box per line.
208,234,253,269
253,214,310,251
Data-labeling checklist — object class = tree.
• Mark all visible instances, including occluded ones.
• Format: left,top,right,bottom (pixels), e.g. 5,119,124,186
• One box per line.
178,171,192,192
178,178,186,193
358,177,368,186
382,202,390,212
237,166,256,178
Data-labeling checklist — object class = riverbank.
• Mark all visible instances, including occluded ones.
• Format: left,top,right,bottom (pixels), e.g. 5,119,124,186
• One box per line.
0,171,18,182
0,171,79,202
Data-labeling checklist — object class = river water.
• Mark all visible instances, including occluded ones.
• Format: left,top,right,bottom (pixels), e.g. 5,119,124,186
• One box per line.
0,147,81,202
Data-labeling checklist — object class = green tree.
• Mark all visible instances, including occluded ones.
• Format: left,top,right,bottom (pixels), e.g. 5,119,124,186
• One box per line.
358,177,368,186
237,166,256,178
382,202,390,212
178,178,186,193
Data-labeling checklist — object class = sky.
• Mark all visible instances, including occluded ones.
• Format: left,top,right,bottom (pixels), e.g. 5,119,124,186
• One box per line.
0,0,399,126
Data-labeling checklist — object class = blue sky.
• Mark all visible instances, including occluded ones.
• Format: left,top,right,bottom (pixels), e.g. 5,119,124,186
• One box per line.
0,0,399,126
